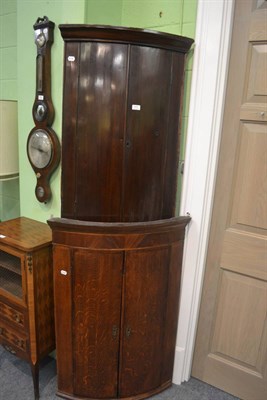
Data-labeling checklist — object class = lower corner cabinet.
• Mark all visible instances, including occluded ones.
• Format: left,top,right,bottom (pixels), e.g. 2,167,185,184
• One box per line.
0,217,55,400
48,216,190,400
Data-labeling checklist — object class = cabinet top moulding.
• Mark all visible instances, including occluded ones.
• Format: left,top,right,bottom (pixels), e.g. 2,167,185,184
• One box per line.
59,24,194,53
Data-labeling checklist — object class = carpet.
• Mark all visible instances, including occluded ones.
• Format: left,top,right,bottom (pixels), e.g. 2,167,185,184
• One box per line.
0,346,240,400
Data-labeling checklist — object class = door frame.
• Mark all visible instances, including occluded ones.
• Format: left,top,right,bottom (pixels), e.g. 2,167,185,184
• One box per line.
173,0,235,384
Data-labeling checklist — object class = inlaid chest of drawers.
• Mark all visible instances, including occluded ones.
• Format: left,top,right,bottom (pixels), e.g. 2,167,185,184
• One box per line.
0,217,55,399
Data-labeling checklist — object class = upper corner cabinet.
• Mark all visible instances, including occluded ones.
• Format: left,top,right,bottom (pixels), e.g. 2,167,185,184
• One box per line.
59,25,193,223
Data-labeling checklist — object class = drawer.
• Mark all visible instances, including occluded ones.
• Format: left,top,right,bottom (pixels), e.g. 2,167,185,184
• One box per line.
0,300,26,329
0,319,28,356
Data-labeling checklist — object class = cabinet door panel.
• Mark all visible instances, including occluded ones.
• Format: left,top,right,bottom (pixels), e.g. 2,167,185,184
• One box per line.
61,42,80,218
119,246,170,397
123,46,173,222
162,52,186,218
73,249,123,398
75,42,128,222
0,249,24,302
53,245,74,395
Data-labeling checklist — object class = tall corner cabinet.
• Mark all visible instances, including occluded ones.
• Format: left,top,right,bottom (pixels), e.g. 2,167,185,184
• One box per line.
49,25,193,400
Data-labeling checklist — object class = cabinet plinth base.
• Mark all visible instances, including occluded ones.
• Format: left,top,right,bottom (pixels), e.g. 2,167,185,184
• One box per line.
56,380,172,400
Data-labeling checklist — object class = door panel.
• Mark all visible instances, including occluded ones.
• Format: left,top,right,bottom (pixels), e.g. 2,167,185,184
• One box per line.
119,246,170,397
232,123,267,230
221,229,267,280
247,44,267,98
211,271,266,368
192,1,267,399
59,42,80,218
53,245,74,395
72,249,123,398
123,46,174,222
75,42,128,222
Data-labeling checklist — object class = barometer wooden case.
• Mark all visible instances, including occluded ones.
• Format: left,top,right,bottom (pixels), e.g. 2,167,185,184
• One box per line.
27,16,60,203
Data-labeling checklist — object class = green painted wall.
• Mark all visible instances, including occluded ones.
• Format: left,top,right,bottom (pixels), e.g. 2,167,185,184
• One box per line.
85,0,123,25
0,0,20,221
17,0,84,222
2,0,197,223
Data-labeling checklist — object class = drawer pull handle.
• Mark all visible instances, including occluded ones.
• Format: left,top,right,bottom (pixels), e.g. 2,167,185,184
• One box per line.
4,345,16,355
13,313,22,324
16,339,24,349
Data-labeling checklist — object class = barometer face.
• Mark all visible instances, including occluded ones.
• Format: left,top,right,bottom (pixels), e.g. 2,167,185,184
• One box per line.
27,129,52,169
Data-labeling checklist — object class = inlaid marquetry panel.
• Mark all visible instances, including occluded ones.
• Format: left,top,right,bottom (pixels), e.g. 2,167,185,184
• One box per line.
0,319,28,354
211,270,267,371
0,300,26,329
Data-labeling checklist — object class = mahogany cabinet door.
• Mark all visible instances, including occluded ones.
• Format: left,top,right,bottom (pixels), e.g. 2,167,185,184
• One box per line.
123,47,185,222
119,246,170,397
61,41,128,222
61,42,80,219
72,248,124,398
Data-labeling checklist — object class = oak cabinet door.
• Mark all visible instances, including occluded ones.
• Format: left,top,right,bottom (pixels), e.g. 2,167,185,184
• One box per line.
72,249,123,398
119,246,170,397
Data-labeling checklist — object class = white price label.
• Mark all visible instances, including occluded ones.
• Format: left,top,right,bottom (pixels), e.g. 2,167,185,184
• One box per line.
60,269,68,276
132,104,141,111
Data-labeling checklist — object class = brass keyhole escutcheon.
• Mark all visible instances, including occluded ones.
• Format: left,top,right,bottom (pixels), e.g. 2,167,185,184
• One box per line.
126,326,131,338
112,325,118,339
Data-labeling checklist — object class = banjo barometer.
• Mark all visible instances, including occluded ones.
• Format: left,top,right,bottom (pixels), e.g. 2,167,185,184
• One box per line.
27,16,60,203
